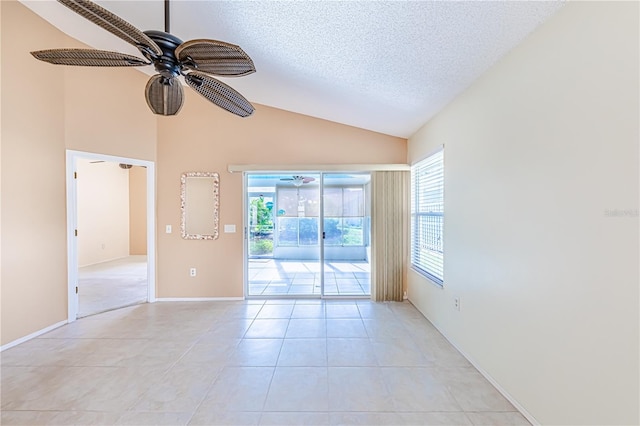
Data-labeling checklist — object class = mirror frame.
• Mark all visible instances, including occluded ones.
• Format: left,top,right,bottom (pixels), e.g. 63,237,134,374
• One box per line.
180,171,220,240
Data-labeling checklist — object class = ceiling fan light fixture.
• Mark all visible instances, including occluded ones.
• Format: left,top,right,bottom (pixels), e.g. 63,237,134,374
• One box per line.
145,74,184,116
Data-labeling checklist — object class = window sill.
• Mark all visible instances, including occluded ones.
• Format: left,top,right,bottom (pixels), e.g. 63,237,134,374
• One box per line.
410,266,444,288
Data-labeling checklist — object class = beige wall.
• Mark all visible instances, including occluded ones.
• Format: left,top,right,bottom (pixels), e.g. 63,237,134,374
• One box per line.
157,93,406,297
1,0,69,345
63,67,157,161
77,160,130,267
1,1,157,346
129,166,147,255
407,2,639,425
0,1,405,343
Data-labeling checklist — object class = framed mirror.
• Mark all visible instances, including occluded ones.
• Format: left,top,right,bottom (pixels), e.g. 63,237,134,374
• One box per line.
180,172,220,240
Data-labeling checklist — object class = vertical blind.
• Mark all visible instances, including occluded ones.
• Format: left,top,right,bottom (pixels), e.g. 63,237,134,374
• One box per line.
411,149,444,285
371,171,409,302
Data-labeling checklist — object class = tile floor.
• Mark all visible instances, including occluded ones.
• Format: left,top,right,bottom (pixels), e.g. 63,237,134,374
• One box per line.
248,260,371,296
78,256,148,318
1,300,530,425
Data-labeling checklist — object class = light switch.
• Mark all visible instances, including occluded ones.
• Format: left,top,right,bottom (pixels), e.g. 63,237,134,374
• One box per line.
166,225,172,234
224,224,236,233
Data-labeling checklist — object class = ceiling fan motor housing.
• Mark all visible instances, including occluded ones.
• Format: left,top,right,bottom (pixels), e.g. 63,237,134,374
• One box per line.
144,30,183,79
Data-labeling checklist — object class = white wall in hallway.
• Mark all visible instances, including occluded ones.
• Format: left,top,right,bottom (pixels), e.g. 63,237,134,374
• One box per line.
77,160,130,267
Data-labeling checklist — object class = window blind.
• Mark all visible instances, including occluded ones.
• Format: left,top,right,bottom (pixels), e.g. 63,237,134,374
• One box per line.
411,149,444,285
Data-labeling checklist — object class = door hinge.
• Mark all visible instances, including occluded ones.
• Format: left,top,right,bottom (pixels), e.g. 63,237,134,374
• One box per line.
74,229,78,237
75,286,78,294
74,172,77,179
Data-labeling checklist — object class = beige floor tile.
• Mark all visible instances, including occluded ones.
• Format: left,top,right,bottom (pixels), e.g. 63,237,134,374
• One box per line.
201,319,253,340
229,339,283,366
116,411,192,425
325,304,361,319
380,367,462,412
201,367,274,412
370,338,431,367
435,368,516,412
291,304,326,318
356,304,396,320
362,319,411,339
412,333,472,368
189,410,261,425
62,338,150,367
223,304,264,319
1,300,529,425
0,410,122,426
245,319,290,338
131,363,222,412
0,338,72,366
114,340,190,369
264,367,329,412
327,338,378,367
178,339,240,365
466,411,531,425
329,412,473,425
256,304,295,319
326,319,368,338
286,319,327,338
260,411,330,425
74,366,166,411
327,367,395,412
277,338,327,366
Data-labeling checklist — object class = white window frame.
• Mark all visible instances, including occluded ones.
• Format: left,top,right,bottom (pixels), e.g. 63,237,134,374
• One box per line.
411,148,444,286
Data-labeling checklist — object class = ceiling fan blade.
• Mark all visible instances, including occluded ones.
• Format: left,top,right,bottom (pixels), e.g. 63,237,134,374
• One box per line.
145,75,184,116
176,39,255,77
31,49,149,67
185,71,254,117
57,0,162,57
303,177,316,184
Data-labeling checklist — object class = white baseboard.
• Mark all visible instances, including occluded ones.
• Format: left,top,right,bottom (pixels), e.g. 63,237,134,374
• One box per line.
155,297,244,302
1,320,68,352
406,301,540,426
451,342,540,425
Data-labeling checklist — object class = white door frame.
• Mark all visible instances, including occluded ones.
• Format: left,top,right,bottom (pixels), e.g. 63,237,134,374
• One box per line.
65,150,156,322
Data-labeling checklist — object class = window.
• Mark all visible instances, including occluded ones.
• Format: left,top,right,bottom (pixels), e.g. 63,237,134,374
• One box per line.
411,149,444,285
276,186,320,246
323,186,365,246
275,185,365,247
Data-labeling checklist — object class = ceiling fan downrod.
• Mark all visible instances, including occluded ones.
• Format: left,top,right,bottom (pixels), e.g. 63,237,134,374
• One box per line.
164,0,170,34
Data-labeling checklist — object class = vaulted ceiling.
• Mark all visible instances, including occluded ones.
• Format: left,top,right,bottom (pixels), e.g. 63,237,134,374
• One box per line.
22,0,564,137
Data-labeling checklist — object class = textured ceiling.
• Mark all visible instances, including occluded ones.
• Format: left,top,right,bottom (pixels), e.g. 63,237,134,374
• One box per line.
22,0,565,138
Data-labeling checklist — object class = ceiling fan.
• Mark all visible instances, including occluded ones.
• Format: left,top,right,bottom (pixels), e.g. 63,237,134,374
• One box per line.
280,176,316,187
31,0,255,117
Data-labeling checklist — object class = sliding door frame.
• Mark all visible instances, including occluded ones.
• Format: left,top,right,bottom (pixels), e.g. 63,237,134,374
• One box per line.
242,169,382,299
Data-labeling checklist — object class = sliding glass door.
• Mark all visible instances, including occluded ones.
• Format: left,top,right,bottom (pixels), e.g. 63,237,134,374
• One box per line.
322,173,371,296
247,174,321,296
246,172,370,297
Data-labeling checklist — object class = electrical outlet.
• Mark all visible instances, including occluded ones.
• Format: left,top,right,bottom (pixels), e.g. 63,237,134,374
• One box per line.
166,225,172,233
454,297,460,311
190,268,196,277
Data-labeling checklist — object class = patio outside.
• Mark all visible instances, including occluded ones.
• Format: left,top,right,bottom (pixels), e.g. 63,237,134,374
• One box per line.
248,259,370,296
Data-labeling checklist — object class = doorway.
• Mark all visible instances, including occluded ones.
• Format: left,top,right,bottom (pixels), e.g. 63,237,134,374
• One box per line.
245,172,371,298
66,150,156,321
